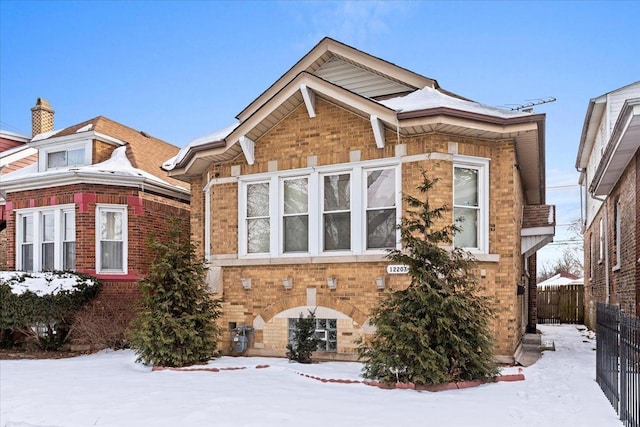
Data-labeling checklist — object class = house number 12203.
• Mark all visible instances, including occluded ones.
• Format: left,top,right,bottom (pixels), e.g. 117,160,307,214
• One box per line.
386,265,409,274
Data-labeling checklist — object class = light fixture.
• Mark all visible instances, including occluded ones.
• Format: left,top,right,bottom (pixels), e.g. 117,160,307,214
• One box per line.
375,276,386,290
282,277,293,290
241,277,251,290
327,276,337,290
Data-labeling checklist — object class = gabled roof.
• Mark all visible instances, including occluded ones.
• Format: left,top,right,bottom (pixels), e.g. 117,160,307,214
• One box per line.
30,116,187,190
236,37,438,122
166,38,546,204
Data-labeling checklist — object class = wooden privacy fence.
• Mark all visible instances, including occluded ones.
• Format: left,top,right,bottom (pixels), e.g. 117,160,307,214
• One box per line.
537,284,584,324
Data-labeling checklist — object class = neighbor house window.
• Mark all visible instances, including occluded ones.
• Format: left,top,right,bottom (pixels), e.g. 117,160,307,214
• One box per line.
46,148,86,169
453,158,489,252
63,211,76,270
16,205,76,272
239,161,401,257
613,199,621,268
598,218,604,263
96,205,127,273
288,317,337,352
588,233,593,280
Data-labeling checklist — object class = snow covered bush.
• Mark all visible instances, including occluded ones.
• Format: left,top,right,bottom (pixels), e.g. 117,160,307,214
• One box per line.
0,271,101,350
128,214,222,367
358,171,498,385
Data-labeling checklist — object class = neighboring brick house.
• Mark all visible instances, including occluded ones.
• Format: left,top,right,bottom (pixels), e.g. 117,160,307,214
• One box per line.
0,98,190,313
576,81,640,327
164,38,555,363
1,129,37,269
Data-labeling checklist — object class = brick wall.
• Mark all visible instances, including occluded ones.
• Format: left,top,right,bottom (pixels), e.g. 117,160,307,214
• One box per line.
4,183,190,315
200,99,525,360
584,153,638,327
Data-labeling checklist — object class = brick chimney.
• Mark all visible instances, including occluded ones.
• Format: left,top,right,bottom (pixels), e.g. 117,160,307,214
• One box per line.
31,98,54,136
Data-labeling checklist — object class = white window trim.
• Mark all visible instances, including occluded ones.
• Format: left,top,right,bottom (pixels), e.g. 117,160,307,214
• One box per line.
238,159,401,259
15,204,76,272
453,155,490,254
39,140,92,172
95,204,128,274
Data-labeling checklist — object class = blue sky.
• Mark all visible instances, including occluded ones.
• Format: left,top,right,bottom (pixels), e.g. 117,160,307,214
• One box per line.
2,1,639,271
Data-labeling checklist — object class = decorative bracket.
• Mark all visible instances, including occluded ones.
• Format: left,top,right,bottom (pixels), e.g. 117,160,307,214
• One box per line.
239,136,255,165
300,84,316,118
370,115,385,148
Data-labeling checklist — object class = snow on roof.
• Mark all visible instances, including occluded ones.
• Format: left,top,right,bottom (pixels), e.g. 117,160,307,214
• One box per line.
0,271,98,296
1,146,186,192
163,122,239,170
31,128,64,142
76,123,93,133
537,273,584,288
379,86,530,119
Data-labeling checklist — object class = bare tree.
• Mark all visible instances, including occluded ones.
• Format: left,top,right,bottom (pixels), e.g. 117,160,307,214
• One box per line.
538,219,584,282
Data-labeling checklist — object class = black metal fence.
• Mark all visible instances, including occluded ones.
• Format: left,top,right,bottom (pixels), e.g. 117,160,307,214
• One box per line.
596,303,639,427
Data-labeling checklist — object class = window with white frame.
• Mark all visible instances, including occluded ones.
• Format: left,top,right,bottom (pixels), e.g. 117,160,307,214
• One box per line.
598,218,604,263
239,161,401,257
322,173,351,251
15,205,76,272
246,182,270,254
366,168,396,249
283,177,309,253
589,233,594,280
453,158,489,252
613,199,621,268
288,317,337,352
96,205,127,273
47,147,86,169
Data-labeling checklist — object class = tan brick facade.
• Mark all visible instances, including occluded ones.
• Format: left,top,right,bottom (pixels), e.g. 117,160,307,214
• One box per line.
197,99,527,361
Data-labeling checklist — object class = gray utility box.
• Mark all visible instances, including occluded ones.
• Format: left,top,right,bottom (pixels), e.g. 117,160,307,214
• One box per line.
231,326,253,354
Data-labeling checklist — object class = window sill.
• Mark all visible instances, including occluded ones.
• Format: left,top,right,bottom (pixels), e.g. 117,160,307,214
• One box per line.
211,252,501,266
612,265,621,272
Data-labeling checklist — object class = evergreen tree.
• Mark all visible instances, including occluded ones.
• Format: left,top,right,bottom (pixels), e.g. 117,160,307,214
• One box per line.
286,310,320,364
129,214,221,367
359,171,498,385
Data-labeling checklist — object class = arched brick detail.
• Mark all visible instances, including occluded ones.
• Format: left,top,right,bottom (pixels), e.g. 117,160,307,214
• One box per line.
259,293,307,322
316,294,368,326
258,292,368,326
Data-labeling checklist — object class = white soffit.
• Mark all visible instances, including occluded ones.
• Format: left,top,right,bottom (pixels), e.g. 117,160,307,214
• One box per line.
593,101,640,196
314,57,414,99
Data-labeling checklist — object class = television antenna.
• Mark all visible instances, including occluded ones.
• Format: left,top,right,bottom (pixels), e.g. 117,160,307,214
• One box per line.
505,97,556,112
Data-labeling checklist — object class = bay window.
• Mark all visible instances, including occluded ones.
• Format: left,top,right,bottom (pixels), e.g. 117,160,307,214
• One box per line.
15,205,76,272
96,205,127,273
239,161,401,257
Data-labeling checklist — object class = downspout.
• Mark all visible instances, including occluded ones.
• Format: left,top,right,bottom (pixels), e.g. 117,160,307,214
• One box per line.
592,193,610,303
203,173,215,264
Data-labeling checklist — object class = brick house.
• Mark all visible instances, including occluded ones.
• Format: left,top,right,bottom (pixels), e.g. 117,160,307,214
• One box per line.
164,38,555,363
1,129,37,269
576,81,640,327
0,98,190,313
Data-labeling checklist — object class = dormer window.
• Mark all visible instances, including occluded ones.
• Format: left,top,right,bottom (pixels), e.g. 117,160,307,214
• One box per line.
47,148,85,169
37,140,92,172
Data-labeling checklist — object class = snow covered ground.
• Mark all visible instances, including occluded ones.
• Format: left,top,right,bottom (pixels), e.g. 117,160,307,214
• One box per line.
0,324,623,427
